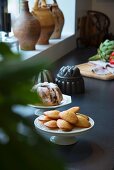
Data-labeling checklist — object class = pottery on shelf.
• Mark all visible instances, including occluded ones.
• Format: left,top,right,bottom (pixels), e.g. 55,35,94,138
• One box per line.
32,0,55,45
13,0,41,51
50,0,64,39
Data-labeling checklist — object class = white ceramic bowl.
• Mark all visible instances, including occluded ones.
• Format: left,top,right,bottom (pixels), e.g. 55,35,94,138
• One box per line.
34,117,94,145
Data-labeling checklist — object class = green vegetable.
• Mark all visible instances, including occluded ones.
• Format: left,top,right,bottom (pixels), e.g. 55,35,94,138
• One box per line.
88,54,101,61
88,39,114,62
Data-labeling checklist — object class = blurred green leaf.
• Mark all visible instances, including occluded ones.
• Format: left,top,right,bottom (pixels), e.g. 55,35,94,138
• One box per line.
0,43,65,170
0,42,20,61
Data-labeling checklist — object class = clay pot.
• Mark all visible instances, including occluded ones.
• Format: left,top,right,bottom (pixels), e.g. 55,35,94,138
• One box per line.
13,0,41,51
32,0,55,45
50,0,64,39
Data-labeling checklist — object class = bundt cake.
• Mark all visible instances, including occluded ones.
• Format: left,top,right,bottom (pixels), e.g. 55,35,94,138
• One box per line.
32,82,63,106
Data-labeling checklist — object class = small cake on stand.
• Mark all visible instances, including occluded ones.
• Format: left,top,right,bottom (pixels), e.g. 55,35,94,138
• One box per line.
29,94,72,116
29,82,72,116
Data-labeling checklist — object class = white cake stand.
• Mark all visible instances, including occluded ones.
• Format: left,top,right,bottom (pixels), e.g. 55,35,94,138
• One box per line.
34,117,94,145
28,94,72,116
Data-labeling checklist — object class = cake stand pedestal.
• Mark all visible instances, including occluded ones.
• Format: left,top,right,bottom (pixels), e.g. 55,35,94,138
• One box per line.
34,117,94,145
50,136,77,145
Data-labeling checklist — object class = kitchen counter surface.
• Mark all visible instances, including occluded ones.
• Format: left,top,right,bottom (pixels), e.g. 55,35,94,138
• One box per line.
28,47,114,170
52,47,114,170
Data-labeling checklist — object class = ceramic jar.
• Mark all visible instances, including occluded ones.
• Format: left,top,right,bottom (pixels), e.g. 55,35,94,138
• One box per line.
32,0,55,45
50,0,64,39
13,0,41,51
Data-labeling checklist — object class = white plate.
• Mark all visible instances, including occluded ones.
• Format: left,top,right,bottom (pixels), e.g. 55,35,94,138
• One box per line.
28,94,71,109
34,117,94,145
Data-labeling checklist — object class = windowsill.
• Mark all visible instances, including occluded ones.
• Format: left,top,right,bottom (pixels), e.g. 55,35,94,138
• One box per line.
20,35,69,59
19,33,76,63
1,33,76,63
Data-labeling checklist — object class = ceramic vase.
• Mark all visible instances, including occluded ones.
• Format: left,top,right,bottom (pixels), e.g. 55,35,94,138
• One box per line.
32,0,55,45
50,0,64,39
13,0,41,51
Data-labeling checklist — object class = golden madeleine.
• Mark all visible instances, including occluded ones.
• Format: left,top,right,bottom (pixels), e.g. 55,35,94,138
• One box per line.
76,113,89,120
67,106,80,113
59,110,78,125
38,115,51,123
57,119,74,131
44,110,60,119
44,120,58,129
75,115,91,128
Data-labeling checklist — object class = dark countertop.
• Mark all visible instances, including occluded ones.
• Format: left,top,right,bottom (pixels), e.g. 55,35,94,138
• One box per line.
25,47,114,170
50,47,114,170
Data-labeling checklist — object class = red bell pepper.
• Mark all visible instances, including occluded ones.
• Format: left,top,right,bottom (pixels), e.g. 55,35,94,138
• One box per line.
109,52,114,64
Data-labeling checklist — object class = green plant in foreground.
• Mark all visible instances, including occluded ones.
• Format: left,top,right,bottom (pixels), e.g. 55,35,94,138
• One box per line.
0,42,65,170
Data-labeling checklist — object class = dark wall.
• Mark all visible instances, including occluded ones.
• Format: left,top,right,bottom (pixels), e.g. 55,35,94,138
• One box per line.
0,0,8,31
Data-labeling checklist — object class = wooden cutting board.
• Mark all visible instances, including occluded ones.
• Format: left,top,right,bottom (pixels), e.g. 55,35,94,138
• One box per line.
77,62,114,80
